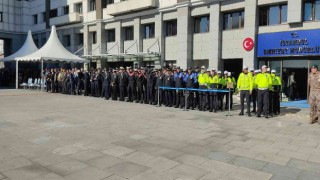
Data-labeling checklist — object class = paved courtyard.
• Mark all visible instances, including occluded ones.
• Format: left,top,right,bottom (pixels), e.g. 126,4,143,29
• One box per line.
0,89,319,180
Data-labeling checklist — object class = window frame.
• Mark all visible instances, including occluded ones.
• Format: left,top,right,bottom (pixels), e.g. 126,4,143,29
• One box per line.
223,10,245,30
303,0,320,21
259,4,287,26
89,0,96,11
165,19,177,37
75,3,83,14
124,26,134,41
106,29,116,42
63,5,69,15
33,14,38,25
92,32,97,44
194,15,210,34
143,23,155,39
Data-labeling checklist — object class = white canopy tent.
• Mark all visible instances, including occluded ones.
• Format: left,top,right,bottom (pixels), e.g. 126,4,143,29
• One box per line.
16,26,89,91
0,30,38,89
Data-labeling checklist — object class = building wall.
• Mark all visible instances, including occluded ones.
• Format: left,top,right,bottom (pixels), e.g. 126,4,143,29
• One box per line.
2,0,320,70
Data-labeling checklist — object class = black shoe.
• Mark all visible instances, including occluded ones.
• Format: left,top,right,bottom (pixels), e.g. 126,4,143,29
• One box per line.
265,115,269,119
239,112,244,116
257,114,261,118
248,113,251,117
214,109,217,113
209,109,213,112
251,110,256,113
191,107,194,110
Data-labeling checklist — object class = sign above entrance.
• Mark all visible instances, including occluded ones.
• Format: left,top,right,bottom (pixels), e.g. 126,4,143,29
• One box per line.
258,29,320,57
243,38,254,51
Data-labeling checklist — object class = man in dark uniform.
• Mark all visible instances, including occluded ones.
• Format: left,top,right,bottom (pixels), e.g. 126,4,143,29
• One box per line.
102,69,111,100
127,67,136,102
69,69,75,95
147,68,155,104
118,67,126,101
141,68,148,104
46,69,52,92
174,67,184,108
94,69,102,97
83,69,90,96
155,69,164,106
165,69,174,107
111,69,118,100
77,68,84,95
135,68,143,103
90,69,96,97
184,67,195,110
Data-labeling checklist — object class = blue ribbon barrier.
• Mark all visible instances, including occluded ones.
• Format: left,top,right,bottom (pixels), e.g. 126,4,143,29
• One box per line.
159,86,230,93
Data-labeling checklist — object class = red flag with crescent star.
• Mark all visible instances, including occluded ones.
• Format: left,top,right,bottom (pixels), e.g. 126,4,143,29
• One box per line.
243,38,254,51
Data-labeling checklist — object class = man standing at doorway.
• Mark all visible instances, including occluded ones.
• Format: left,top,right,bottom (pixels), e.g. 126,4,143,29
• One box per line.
308,65,320,124
255,65,272,118
288,72,297,101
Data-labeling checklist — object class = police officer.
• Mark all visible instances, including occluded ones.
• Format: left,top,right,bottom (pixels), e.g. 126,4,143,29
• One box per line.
225,72,235,110
118,67,126,101
308,64,320,124
146,68,155,104
251,70,258,113
111,69,118,100
102,69,111,100
184,67,195,110
83,69,90,96
237,66,253,117
209,69,219,112
173,67,184,108
198,66,209,111
255,65,272,118
127,67,136,102
155,69,164,106
271,70,281,115
165,69,174,107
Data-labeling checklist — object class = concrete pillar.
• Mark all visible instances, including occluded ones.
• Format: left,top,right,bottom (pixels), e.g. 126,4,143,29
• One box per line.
208,2,222,70
116,21,123,53
177,6,192,70
83,25,89,70
244,0,258,69
134,17,142,67
96,22,106,68
288,0,302,23
155,12,164,68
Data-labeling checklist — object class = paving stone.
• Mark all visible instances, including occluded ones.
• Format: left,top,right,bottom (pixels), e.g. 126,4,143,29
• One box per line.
112,139,143,148
203,151,236,162
165,164,209,180
286,158,320,173
102,145,136,157
199,160,238,176
47,159,89,176
298,170,320,180
150,147,183,159
0,156,33,172
226,140,256,149
131,142,160,153
270,175,295,180
204,143,234,153
3,164,49,180
228,156,268,171
254,153,290,166
65,167,112,180
278,150,310,161
32,173,65,180
174,154,209,166
262,163,301,179
106,162,149,179
52,144,88,155
119,151,155,166
69,149,104,162
228,147,260,159
145,156,180,172
228,167,272,180
250,144,281,154
130,169,175,180
87,155,124,170
102,175,127,180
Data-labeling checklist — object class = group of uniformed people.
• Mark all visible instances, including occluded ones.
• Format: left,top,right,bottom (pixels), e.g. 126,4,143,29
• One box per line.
43,65,282,118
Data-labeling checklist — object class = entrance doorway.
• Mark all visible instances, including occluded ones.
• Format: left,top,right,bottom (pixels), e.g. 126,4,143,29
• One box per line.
284,68,308,100
224,59,243,79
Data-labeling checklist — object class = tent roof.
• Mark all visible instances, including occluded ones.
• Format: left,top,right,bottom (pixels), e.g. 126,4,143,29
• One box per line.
0,30,38,62
16,26,88,63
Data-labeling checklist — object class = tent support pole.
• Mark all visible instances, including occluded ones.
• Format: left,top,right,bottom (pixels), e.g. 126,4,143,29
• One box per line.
41,58,44,92
16,60,19,89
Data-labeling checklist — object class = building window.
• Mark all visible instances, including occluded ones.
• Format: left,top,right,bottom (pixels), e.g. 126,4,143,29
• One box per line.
165,20,177,37
106,0,114,5
0,12,3,22
63,5,69,15
124,27,134,41
91,32,97,44
259,4,287,26
107,29,115,42
63,35,71,47
42,12,46,22
50,9,58,18
144,23,155,39
304,0,320,21
78,33,83,45
223,11,245,30
89,0,96,11
33,14,38,24
75,3,83,14
194,15,210,33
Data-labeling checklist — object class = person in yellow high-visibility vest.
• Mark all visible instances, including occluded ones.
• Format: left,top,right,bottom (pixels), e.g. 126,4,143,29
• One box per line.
225,72,235,110
237,66,253,117
198,66,209,111
255,65,273,118
208,69,219,112
271,70,282,115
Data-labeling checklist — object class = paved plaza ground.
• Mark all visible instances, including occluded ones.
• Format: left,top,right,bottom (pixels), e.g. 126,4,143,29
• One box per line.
0,89,319,180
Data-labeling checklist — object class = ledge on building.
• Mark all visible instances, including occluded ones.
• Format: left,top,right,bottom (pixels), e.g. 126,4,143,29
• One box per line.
49,12,82,26
106,0,157,16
